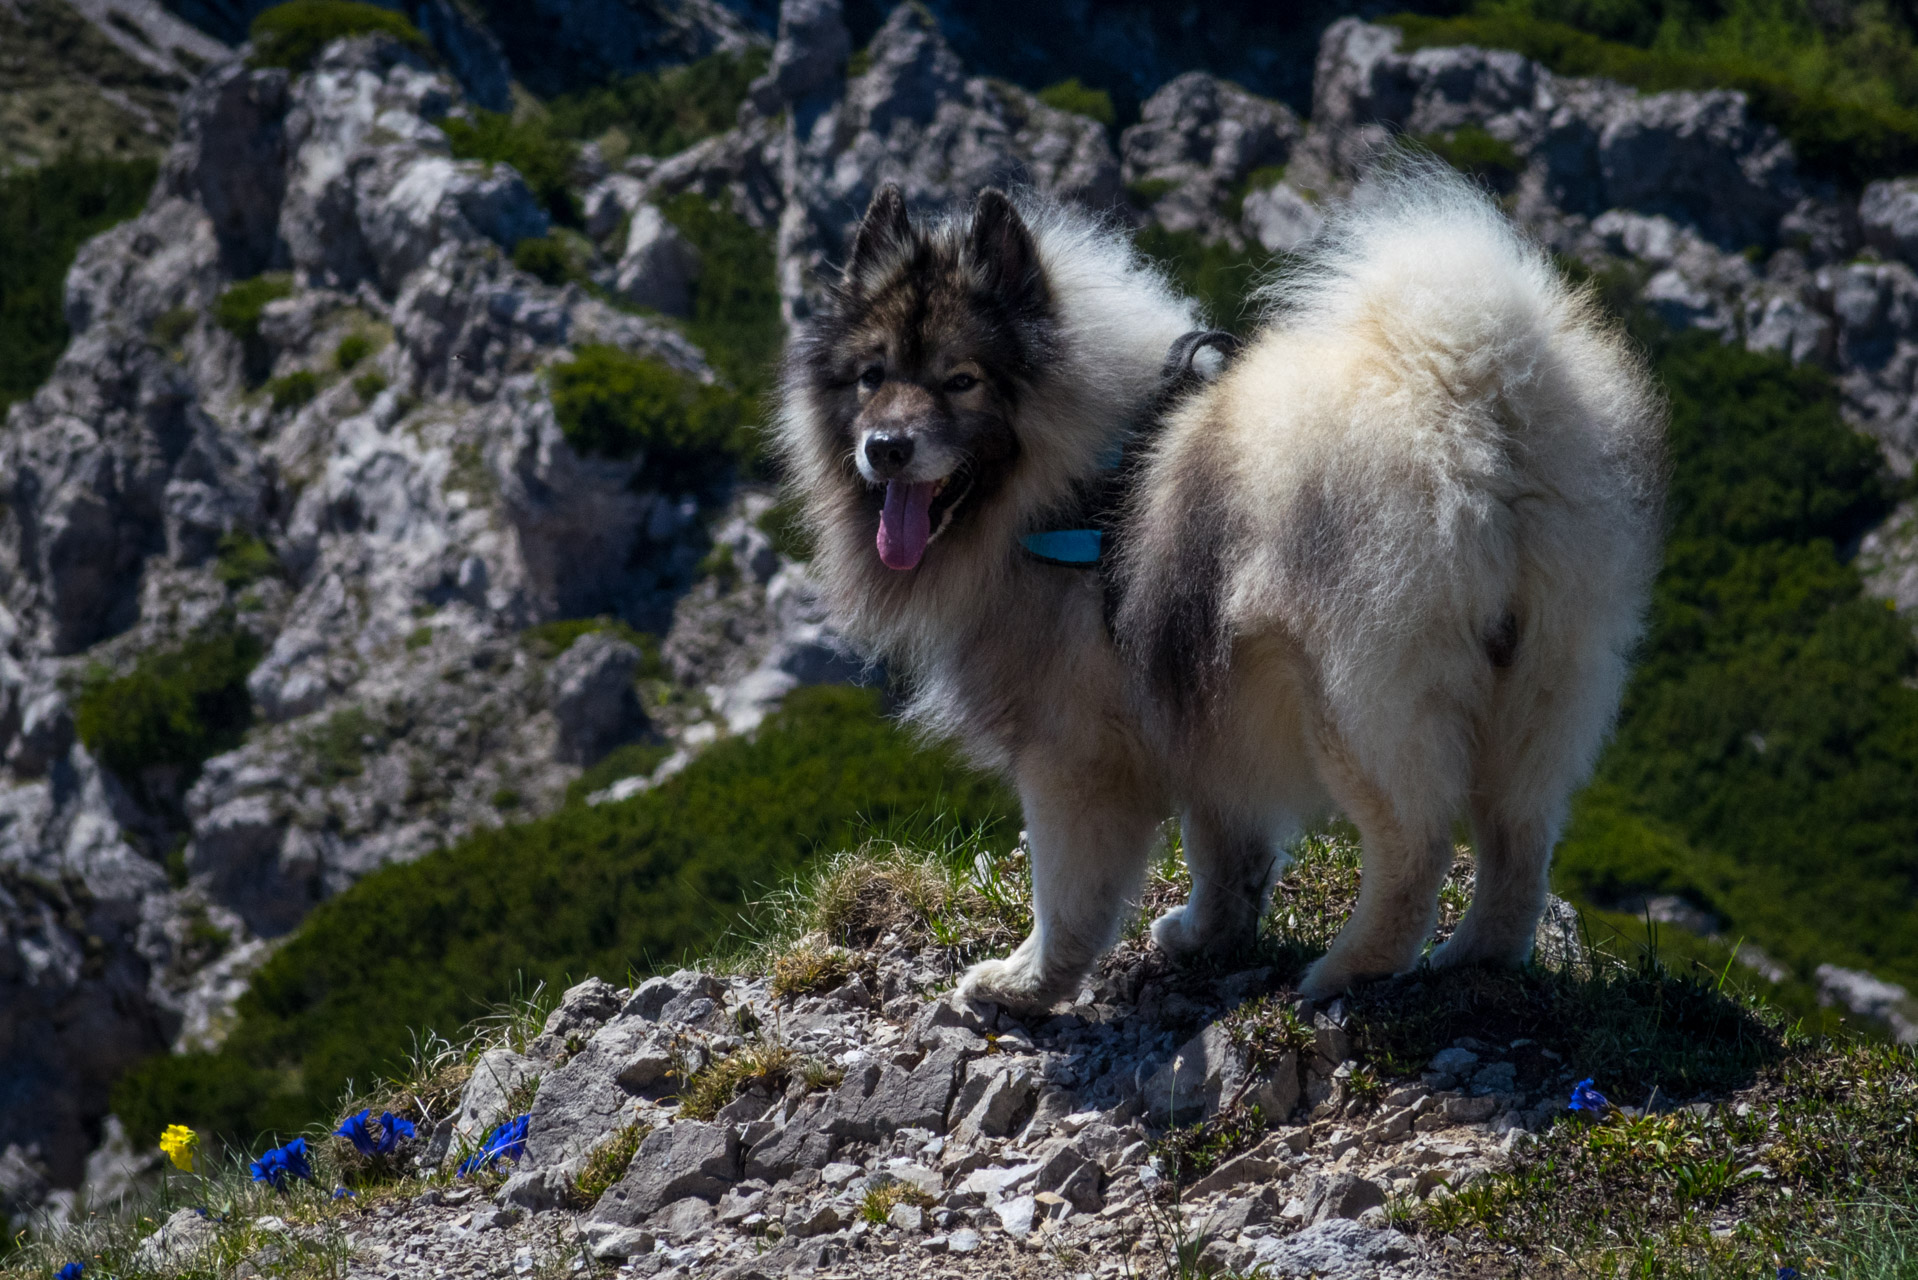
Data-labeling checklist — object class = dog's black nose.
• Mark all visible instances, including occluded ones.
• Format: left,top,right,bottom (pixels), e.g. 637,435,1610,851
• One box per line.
864,431,914,478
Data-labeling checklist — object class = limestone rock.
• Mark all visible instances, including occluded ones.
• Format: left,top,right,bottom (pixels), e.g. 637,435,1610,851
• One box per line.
611,205,701,316
546,634,650,766
587,1122,740,1225
1122,71,1301,244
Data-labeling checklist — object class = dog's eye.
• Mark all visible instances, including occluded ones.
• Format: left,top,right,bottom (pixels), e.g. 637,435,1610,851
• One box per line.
943,372,978,393
859,366,884,390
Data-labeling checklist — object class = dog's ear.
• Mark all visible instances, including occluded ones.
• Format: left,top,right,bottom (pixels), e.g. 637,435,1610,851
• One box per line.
967,189,1047,313
846,184,914,289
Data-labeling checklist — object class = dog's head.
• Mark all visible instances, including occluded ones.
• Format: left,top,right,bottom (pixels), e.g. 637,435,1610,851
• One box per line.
787,184,1057,573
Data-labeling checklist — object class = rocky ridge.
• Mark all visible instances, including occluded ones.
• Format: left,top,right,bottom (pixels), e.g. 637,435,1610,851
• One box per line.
7,0,1918,1225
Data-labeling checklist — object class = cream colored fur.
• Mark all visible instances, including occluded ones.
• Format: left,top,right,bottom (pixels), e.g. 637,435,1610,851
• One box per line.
781,169,1664,1010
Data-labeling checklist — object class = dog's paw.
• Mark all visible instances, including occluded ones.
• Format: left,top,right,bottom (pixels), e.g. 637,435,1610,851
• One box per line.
1297,953,1393,1002
958,955,1065,1014
1148,904,1205,957
1426,928,1531,972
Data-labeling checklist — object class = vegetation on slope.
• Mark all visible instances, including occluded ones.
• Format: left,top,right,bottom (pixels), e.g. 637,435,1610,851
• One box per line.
546,48,770,164
1554,328,1918,994
0,155,157,411
0,0,185,173
72,625,263,800
111,685,1016,1148
248,1,431,75
440,110,579,227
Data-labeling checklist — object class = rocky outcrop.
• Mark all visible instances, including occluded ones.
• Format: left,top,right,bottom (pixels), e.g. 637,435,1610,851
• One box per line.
0,28,843,1191
1121,70,1301,247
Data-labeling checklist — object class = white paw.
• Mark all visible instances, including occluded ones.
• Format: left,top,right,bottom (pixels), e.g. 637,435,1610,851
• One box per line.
1149,904,1204,957
958,955,1063,1014
1428,929,1532,972
1297,955,1355,1002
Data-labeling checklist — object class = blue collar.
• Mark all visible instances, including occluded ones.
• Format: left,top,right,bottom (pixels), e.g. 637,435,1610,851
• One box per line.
1020,440,1122,567
1022,528,1104,564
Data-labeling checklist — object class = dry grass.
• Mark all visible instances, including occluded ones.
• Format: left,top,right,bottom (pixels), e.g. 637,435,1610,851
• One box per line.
676,1042,800,1121
769,936,854,1000
572,1121,651,1206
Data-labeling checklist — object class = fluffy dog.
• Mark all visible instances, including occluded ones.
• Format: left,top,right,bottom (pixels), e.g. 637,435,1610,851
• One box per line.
775,165,1664,1008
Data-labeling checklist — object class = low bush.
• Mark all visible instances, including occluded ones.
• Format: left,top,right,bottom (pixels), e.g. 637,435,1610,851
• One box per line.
1037,77,1116,127
1416,124,1524,191
214,531,280,588
1387,11,1918,187
659,192,783,402
248,0,430,74
510,231,588,286
547,48,770,160
1135,223,1284,336
111,685,1014,1147
333,332,373,370
548,344,752,488
266,369,319,410
440,110,578,227
72,626,263,792
0,155,156,411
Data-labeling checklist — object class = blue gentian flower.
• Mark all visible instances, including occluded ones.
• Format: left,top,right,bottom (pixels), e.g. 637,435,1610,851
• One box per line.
1778,1269,1800,1280
56,1264,85,1279
336,1109,417,1156
249,1137,314,1189
332,1186,356,1200
456,1114,530,1178
1568,1077,1610,1113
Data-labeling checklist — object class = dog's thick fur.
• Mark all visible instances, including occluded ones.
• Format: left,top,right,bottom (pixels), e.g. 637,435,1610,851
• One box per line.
775,167,1665,1008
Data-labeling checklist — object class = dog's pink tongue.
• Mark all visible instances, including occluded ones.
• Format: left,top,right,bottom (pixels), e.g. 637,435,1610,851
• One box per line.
878,481,936,571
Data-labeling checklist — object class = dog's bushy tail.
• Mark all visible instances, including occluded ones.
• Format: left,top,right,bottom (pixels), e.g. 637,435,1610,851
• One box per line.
1260,155,1617,419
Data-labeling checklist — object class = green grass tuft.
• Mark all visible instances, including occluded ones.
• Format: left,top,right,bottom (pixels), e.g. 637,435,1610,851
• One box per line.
572,1120,650,1205
248,0,430,74
334,331,374,370
214,530,281,589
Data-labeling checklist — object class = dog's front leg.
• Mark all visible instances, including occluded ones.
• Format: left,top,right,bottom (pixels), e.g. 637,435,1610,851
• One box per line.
959,759,1165,1014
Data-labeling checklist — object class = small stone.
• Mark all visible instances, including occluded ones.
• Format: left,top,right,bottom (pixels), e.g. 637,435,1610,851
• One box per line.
887,1202,924,1231
948,1227,981,1253
1428,1047,1479,1077
820,1160,862,1188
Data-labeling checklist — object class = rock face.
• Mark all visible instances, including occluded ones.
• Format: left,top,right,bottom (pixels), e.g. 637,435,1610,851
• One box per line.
0,29,847,1190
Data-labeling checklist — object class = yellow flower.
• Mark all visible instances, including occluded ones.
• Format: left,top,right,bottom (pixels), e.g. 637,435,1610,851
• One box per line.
159,1124,198,1172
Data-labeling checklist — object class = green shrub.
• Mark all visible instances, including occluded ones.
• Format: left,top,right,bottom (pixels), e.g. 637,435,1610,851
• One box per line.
440,110,578,227
214,531,280,588
1134,223,1284,336
658,192,783,403
511,231,588,286
248,0,430,74
1387,11,1918,187
73,627,263,789
301,705,380,787
547,47,770,158
0,155,156,411
1126,177,1176,207
567,741,673,805
352,369,387,401
214,273,294,384
1037,77,1116,127
1554,328,1918,993
111,685,1015,1146
267,369,319,410
1416,125,1524,191
548,345,751,487
520,616,659,664
334,332,373,370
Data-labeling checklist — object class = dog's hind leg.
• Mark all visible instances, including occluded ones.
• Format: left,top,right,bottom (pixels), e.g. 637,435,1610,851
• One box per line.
1298,727,1464,1001
1428,800,1552,970
1150,804,1290,961
959,762,1165,1013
